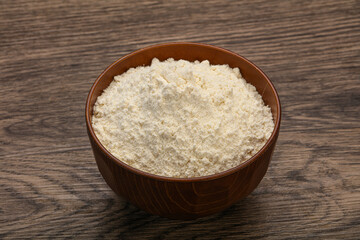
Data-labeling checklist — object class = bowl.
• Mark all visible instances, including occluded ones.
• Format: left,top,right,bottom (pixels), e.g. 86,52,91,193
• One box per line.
85,42,281,220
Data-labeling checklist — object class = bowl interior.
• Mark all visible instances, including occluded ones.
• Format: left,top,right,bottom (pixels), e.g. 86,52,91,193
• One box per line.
86,42,280,179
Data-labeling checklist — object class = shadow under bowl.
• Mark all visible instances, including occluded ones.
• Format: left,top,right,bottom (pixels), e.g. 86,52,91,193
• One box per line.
85,42,281,220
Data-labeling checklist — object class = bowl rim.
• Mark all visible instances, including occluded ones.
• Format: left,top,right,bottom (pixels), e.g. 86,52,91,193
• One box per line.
85,42,281,182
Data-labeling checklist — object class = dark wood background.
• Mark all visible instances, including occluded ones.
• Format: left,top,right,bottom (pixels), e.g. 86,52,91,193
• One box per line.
1,0,359,239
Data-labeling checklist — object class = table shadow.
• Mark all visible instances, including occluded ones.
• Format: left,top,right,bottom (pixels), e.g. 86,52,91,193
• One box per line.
95,193,266,239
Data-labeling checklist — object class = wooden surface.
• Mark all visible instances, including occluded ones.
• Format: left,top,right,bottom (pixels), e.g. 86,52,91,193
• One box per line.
0,0,359,239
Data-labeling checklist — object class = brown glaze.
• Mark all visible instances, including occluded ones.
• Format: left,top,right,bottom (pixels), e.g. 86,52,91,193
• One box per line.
85,42,281,220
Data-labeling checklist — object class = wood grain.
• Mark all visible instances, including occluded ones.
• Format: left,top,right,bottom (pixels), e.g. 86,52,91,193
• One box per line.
0,0,359,239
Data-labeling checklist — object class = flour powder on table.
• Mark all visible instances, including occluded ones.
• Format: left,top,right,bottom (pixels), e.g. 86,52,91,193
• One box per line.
92,58,274,178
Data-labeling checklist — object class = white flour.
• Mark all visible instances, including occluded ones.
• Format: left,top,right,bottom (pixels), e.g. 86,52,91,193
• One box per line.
92,58,274,178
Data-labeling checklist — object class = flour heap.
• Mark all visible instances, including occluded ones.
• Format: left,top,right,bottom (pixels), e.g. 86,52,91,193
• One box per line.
92,58,274,178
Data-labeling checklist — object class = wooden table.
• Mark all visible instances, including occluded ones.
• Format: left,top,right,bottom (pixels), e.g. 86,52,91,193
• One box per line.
1,0,359,239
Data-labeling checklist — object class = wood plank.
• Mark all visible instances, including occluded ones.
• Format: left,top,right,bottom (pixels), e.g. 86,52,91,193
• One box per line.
0,0,359,238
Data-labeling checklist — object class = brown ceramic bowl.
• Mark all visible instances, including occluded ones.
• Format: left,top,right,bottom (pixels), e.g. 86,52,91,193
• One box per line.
85,42,281,220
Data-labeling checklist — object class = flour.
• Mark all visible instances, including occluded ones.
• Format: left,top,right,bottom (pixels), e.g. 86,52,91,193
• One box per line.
92,58,274,178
